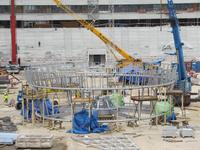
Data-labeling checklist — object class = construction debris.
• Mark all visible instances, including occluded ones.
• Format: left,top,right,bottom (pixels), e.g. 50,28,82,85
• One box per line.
0,68,9,87
163,138,183,143
108,123,125,132
72,135,139,150
0,117,17,132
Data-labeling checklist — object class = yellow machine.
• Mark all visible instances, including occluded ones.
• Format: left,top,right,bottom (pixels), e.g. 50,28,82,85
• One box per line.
53,0,143,68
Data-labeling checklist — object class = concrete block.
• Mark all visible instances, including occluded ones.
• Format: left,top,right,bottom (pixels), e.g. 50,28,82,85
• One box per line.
162,126,178,138
15,134,53,148
180,128,194,138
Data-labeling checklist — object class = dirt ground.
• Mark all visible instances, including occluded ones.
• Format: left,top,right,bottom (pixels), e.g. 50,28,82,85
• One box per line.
0,77,200,150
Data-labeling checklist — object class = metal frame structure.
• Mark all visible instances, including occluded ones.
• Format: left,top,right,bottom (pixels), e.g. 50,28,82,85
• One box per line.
24,63,176,91
22,63,177,129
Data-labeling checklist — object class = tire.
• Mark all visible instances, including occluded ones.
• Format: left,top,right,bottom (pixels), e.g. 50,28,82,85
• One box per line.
15,102,22,110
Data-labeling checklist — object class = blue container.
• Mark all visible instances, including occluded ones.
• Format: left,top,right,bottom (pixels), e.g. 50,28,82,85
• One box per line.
192,61,200,72
192,62,197,72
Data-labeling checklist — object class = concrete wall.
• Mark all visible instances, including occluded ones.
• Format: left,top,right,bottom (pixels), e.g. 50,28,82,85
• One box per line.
0,26,200,65
1,12,200,21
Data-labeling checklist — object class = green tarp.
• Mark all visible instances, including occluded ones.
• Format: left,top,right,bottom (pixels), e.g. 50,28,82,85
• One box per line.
154,100,174,117
110,93,125,107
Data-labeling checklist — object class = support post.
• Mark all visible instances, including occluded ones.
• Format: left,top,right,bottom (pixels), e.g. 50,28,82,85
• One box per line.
181,94,184,117
43,99,45,126
32,99,35,125
22,97,24,125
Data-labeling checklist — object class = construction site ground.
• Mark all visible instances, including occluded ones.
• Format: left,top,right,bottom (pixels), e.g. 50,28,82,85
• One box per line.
0,75,200,150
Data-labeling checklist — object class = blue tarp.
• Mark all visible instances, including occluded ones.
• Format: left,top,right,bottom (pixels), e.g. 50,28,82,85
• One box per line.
119,64,144,84
21,99,59,120
120,64,142,74
69,110,108,134
192,61,200,72
167,112,177,122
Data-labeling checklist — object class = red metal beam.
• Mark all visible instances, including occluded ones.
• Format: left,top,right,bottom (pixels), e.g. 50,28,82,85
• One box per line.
10,0,17,64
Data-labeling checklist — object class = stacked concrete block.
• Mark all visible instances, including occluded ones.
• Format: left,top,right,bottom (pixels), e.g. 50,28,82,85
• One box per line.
15,134,53,149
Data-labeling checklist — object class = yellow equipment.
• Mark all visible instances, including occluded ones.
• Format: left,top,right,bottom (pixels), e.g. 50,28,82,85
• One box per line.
53,0,143,68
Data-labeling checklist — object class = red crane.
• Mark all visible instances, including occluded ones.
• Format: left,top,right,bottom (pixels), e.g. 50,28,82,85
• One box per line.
10,0,17,65
6,0,19,73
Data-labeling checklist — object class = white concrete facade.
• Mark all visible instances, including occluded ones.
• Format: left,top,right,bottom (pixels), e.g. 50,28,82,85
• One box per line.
0,26,200,65
1,12,200,21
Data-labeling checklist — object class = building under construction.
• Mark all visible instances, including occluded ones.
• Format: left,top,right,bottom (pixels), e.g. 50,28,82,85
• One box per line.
0,0,200,150
0,0,200,66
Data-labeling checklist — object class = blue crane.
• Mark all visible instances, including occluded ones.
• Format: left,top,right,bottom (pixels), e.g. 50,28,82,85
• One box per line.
167,0,191,91
167,0,191,105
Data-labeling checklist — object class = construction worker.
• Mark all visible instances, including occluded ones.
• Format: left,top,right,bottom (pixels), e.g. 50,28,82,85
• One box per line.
75,90,81,98
3,92,9,103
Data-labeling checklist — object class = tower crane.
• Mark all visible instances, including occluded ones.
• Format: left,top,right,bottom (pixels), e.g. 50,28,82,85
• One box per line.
53,0,143,68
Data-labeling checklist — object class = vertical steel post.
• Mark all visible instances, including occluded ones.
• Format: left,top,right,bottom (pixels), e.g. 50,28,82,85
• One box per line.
10,0,17,64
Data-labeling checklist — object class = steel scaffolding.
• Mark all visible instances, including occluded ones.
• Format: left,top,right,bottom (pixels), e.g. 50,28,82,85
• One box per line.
88,0,99,21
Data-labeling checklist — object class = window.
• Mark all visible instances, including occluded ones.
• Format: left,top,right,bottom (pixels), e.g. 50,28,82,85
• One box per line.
89,54,106,67
0,6,9,13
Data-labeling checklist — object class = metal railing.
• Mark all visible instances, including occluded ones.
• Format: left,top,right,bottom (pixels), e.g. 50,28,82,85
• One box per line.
24,63,176,91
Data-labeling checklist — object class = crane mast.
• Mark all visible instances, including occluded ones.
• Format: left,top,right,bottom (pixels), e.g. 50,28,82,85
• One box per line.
167,0,191,92
10,0,17,65
53,0,142,67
